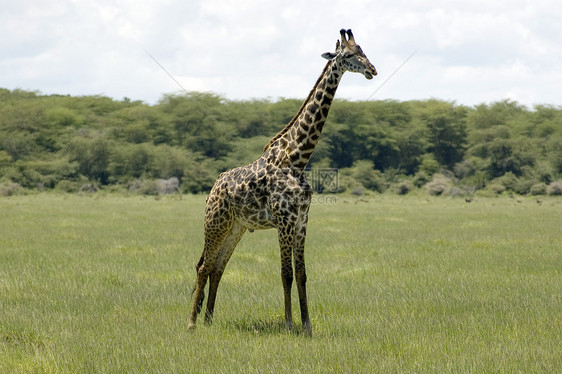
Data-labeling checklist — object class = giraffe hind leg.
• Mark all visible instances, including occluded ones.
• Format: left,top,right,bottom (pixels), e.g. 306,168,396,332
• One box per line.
191,255,206,315
205,221,246,324
188,251,213,330
188,202,233,330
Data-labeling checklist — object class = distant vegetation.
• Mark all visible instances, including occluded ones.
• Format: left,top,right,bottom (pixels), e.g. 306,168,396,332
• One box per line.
1,88,561,196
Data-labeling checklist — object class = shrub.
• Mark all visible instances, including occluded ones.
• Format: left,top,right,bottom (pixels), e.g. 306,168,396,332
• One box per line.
534,161,555,184
547,180,562,196
56,180,80,193
128,178,179,195
487,182,506,195
157,177,179,194
461,171,487,190
413,171,430,188
449,185,475,198
151,145,190,180
393,180,414,195
425,174,453,196
454,158,478,179
512,178,535,195
496,172,518,191
80,183,99,194
44,106,83,127
182,159,218,194
350,186,365,196
530,183,547,195
419,154,440,175
67,137,111,184
351,160,387,193
0,181,22,196
128,179,159,195
492,172,536,195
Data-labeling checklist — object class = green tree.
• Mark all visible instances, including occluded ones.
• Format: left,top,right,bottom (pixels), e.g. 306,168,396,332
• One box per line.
350,160,387,192
422,101,467,169
67,138,112,184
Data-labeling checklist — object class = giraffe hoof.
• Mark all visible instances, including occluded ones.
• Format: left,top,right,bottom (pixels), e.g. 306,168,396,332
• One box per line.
303,322,312,337
187,322,197,331
285,321,295,331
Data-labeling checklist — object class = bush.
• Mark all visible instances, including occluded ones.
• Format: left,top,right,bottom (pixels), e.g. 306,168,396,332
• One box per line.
454,158,478,179
487,182,506,195
449,185,475,198
157,177,180,194
393,180,414,195
535,161,555,184
182,162,217,194
350,186,365,196
496,172,518,191
151,145,191,180
67,138,111,184
44,106,83,127
80,183,99,194
461,171,487,190
128,178,179,195
491,172,536,194
351,160,387,193
56,180,80,193
530,183,547,195
425,174,453,196
0,181,22,196
128,179,160,195
512,178,535,195
547,180,562,196
419,154,440,175
413,171,430,188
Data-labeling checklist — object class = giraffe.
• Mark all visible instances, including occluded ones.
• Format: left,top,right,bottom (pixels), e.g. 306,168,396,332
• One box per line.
188,29,377,335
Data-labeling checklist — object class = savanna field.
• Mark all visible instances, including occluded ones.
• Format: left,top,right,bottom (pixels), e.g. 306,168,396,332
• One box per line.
1,193,561,373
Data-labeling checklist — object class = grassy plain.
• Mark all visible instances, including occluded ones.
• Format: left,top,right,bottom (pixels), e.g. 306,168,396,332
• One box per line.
1,193,561,373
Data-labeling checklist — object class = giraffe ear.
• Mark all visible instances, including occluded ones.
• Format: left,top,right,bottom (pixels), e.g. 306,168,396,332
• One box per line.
321,52,337,60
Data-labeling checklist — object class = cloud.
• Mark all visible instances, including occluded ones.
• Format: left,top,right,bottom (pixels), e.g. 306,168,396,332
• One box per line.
1,0,561,107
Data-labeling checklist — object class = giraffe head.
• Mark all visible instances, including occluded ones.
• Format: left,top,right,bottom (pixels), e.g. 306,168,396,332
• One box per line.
321,29,377,79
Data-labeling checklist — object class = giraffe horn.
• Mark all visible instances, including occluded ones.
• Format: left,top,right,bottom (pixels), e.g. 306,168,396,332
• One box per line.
340,29,349,46
346,29,356,45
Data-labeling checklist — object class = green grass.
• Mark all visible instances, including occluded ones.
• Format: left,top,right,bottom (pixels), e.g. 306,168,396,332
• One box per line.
1,193,561,373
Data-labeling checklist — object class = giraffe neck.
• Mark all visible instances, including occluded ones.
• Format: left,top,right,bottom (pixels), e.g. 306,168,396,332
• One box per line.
263,59,344,171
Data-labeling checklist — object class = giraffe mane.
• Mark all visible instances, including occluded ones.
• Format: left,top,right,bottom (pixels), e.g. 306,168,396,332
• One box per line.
263,60,334,152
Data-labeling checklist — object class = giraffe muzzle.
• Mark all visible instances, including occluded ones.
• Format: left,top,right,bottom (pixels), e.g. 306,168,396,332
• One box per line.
364,70,376,79
364,64,378,79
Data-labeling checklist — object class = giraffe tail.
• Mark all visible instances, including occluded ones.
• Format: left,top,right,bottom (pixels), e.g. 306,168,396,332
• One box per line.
190,254,205,295
191,254,206,315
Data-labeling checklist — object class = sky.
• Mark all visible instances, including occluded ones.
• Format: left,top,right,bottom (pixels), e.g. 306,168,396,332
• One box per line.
2,0,561,107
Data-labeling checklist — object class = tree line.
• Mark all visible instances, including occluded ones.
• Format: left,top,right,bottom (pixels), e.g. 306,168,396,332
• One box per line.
1,88,561,196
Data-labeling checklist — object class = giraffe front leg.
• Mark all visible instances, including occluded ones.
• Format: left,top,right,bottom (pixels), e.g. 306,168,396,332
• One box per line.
294,219,312,336
278,229,294,331
281,249,294,330
294,248,311,336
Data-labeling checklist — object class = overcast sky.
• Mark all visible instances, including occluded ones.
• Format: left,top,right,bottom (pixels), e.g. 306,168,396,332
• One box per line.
2,0,561,107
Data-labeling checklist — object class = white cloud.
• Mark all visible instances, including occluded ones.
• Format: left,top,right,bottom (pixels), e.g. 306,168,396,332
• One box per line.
1,0,561,107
